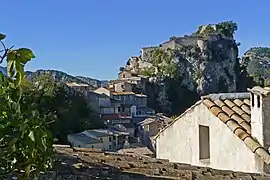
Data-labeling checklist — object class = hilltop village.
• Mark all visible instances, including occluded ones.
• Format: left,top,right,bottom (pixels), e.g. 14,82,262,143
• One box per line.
2,21,270,179
59,23,270,178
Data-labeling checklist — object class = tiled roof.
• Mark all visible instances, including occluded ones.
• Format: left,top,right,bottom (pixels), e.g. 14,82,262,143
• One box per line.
202,95,270,164
155,91,270,165
68,133,101,144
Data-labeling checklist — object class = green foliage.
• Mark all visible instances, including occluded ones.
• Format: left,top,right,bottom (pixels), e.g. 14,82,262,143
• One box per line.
243,47,270,87
0,33,53,179
195,21,237,37
141,49,179,79
21,74,104,144
216,21,238,37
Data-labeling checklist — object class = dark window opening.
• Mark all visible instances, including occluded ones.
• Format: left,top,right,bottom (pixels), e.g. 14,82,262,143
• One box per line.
199,125,210,160
251,93,255,107
257,95,261,108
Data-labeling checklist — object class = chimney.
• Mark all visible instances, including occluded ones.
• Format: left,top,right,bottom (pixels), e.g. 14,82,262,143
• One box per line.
248,86,270,148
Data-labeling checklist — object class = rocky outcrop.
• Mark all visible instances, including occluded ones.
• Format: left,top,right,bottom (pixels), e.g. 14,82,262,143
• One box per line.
120,21,240,115
240,47,270,87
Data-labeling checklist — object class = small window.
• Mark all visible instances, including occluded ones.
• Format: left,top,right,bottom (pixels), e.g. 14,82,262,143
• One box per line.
251,93,255,107
118,107,121,112
109,137,112,142
100,138,103,142
199,125,210,160
257,95,261,108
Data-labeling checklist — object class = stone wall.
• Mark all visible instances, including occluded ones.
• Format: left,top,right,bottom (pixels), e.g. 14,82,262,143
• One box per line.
28,146,270,179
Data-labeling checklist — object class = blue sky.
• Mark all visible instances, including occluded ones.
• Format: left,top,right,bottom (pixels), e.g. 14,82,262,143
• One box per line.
1,0,270,80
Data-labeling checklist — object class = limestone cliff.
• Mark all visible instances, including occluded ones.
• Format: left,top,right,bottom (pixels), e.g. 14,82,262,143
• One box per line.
239,47,270,88
120,21,240,115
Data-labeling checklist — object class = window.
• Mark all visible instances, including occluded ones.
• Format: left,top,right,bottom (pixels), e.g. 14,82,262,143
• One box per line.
109,145,112,149
251,93,255,107
257,95,261,108
199,125,210,160
91,145,94,148
118,107,121,112
100,138,103,142
109,137,112,142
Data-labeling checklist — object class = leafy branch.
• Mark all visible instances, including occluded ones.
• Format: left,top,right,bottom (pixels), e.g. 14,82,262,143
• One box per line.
0,33,53,180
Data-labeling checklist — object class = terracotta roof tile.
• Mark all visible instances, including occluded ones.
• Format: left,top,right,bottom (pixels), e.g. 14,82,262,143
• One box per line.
239,121,251,134
241,104,251,115
224,99,236,108
202,95,270,164
221,106,235,117
214,99,226,108
243,99,250,106
209,106,222,116
226,120,242,133
203,99,216,108
241,114,251,123
231,106,244,116
233,99,244,107
255,148,270,164
231,114,245,124
217,113,230,123
244,137,261,152
234,128,250,140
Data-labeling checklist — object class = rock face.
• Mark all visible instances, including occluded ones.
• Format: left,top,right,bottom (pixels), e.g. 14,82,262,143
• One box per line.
120,22,240,115
240,47,270,87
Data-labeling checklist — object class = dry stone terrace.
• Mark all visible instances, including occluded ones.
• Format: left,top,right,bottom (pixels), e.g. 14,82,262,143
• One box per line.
35,146,270,179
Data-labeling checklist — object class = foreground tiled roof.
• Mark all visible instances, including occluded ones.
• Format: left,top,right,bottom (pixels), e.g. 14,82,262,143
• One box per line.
201,93,270,164
36,146,270,179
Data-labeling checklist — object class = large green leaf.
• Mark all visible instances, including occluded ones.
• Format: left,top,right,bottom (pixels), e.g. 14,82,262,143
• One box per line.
0,33,6,40
17,48,35,64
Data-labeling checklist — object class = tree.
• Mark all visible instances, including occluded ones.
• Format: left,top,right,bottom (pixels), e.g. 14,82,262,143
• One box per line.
21,74,104,144
0,33,53,179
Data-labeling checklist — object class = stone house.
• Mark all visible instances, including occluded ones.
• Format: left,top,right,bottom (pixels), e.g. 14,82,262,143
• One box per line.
102,114,135,137
68,129,129,151
112,92,147,108
67,132,103,149
118,70,136,80
66,82,91,96
109,80,133,92
88,91,121,115
155,86,270,174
